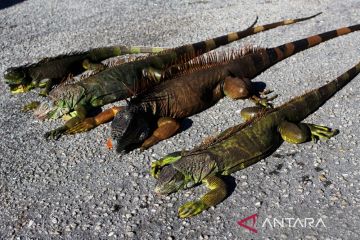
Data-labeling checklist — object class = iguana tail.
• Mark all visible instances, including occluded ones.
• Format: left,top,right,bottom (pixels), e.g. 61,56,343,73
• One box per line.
157,13,321,66
281,61,360,122
87,46,167,62
266,24,360,65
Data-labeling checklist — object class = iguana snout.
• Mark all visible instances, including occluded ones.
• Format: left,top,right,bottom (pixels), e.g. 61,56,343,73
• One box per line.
4,67,30,93
154,165,186,195
110,106,151,153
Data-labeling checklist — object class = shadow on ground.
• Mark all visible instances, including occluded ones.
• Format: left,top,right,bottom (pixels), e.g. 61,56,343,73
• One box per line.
0,0,25,11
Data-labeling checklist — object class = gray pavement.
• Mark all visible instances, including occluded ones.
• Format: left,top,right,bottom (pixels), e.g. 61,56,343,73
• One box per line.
0,0,359,239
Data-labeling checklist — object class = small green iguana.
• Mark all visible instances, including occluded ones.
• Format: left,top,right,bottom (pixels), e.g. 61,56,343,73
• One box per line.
151,59,360,218
67,23,360,152
34,14,320,140
3,46,167,96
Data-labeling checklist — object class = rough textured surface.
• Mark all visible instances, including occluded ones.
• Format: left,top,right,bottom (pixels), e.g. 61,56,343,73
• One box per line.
0,0,359,239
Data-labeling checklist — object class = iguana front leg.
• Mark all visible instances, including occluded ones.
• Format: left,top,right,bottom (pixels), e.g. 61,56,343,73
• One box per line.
44,105,88,140
278,121,339,144
82,59,106,71
240,106,266,121
66,106,124,134
140,117,180,150
178,175,228,218
150,151,182,178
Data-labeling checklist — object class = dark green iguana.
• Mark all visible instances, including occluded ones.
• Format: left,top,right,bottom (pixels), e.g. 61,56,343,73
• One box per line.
151,59,360,218
4,46,167,96
34,13,320,140
67,23,360,152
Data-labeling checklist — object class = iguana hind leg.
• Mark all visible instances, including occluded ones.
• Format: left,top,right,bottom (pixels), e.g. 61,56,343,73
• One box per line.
223,76,277,107
141,117,180,150
178,175,227,218
278,121,339,144
66,106,124,134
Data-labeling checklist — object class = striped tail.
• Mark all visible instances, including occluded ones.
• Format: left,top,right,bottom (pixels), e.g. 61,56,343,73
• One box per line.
161,13,321,64
281,61,360,122
88,46,169,61
266,24,360,65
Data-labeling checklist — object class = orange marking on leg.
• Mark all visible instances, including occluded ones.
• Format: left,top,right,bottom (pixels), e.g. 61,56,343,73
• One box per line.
141,117,180,149
307,35,322,47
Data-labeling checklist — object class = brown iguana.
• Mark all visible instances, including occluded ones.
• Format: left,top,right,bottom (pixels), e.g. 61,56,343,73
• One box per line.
33,14,320,140
67,23,360,152
151,59,360,218
3,46,168,96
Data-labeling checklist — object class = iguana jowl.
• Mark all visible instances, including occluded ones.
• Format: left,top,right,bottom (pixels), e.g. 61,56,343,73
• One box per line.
151,59,360,218
68,23,360,152
3,45,168,96
35,14,320,139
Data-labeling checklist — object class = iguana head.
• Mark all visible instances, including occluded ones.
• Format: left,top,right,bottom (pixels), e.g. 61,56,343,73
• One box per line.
110,105,151,153
154,164,186,195
34,84,85,120
3,67,32,93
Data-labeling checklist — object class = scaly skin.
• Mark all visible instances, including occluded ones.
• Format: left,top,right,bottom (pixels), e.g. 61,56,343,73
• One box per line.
4,46,168,96
41,13,321,140
152,60,360,218
68,22,360,152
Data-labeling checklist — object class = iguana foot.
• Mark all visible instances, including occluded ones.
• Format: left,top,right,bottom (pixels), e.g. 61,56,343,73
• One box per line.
150,161,163,178
22,101,41,112
251,89,278,108
178,200,208,218
307,124,339,141
44,126,68,140
66,118,97,134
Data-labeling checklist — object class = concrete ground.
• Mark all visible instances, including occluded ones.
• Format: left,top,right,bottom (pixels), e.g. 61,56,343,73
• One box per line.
0,0,359,239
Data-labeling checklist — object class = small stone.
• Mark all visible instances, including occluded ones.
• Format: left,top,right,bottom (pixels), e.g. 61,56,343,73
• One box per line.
255,201,261,207
126,231,136,237
319,174,327,182
27,220,34,228
125,213,132,219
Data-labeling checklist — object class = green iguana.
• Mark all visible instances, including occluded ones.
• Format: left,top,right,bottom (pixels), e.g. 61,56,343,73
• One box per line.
67,23,360,152
4,46,168,96
151,59,360,218
34,13,320,140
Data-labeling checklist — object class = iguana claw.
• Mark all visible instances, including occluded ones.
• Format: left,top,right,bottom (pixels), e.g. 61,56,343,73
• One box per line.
22,101,41,112
44,127,67,140
150,162,162,178
178,201,208,218
66,118,97,134
307,124,339,142
251,89,278,108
